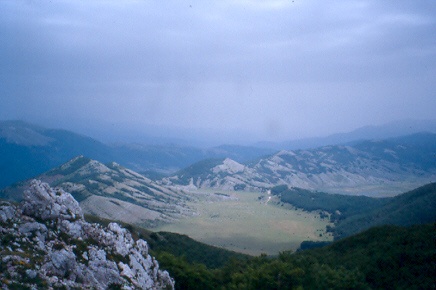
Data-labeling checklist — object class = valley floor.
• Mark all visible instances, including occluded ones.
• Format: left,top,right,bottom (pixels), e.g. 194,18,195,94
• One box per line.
153,190,333,255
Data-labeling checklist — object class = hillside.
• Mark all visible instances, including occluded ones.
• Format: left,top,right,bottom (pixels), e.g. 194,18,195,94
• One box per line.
2,181,433,289
84,196,435,289
0,120,113,189
333,182,436,238
272,183,436,239
163,133,436,195
0,120,273,188
147,223,435,290
0,156,194,227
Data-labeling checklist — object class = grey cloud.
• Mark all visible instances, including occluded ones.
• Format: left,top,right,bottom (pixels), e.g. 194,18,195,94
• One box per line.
1,0,435,142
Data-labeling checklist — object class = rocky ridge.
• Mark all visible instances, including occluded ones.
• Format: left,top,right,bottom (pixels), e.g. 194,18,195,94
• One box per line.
0,180,174,289
162,133,436,195
1,156,195,228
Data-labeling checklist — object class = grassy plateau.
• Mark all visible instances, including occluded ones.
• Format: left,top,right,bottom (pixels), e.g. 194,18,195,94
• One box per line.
154,189,333,255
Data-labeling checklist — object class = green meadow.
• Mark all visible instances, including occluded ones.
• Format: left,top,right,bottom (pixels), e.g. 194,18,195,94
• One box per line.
154,190,333,255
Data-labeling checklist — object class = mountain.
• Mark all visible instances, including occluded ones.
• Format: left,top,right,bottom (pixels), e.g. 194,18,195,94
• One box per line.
0,120,274,188
0,180,174,289
256,119,436,150
163,133,436,195
114,143,275,174
0,120,113,189
1,156,194,227
272,183,436,239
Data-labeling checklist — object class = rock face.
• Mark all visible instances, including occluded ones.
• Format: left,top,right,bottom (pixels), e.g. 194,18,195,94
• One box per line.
0,180,174,289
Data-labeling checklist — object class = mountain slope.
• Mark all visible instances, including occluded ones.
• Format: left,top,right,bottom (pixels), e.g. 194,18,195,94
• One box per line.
0,120,113,189
164,133,436,195
0,120,274,188
272,183,436,239
1,156,194,227
333,182,436,238
145,223,435,290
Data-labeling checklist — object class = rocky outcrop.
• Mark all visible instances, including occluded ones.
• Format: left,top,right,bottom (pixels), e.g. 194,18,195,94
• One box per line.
0,180,174,289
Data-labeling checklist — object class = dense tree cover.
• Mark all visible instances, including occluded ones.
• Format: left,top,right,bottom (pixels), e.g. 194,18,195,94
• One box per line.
85,214,434,289
152,224,434,290
146,232,249,269
271,183,436,239
270,186,388,222
334,182,436,238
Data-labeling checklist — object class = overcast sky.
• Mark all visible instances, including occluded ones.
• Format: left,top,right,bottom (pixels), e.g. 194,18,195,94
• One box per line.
1,0,435,144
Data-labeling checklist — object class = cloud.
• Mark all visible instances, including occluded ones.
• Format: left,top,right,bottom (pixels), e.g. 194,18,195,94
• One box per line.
0,0,435,142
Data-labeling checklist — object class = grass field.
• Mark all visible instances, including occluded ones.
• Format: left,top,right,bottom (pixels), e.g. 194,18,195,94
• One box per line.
154,190,333,255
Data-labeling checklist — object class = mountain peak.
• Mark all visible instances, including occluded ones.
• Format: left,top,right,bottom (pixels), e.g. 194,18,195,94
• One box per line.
212,158,245,174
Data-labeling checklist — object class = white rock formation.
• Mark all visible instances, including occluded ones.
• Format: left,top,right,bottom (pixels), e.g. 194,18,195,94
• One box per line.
0,180,175,289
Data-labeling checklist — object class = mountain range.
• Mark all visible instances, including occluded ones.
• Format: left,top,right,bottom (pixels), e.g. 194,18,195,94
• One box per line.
0,156,194,228
256,119,436,150
1,119,435,289
162,133,436,195
2,120,436,196
0,120,274,189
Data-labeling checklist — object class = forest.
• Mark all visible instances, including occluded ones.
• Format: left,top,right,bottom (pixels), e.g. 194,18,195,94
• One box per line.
86,214,434,289
271,183,436,239
149,224,435,289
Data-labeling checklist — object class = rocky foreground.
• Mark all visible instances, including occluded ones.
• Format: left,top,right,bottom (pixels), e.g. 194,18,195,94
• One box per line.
0,180,174,289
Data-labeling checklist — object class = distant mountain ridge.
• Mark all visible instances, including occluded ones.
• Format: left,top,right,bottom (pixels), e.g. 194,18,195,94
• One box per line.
2,120,436,193
0,120,274,189
163,133,436,195
256,119,436,150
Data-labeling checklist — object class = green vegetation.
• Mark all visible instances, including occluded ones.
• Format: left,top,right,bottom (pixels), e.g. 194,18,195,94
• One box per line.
154,190,332,255
154,224,435,289
146,232,249,269
272,183,436,239
333,182,436,238
271,186,388,222
85,210,434,289
151,224,436,289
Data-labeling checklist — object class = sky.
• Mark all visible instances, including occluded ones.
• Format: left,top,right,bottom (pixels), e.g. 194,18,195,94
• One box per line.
1,0,435,145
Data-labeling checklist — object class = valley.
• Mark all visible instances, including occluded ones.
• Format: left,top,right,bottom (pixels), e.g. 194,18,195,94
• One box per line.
1,121,435,289
155,189,333,255
3,1,435,287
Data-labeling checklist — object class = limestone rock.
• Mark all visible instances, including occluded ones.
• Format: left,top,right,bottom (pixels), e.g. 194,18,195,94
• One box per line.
0,180,175,289
22,179,83,221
